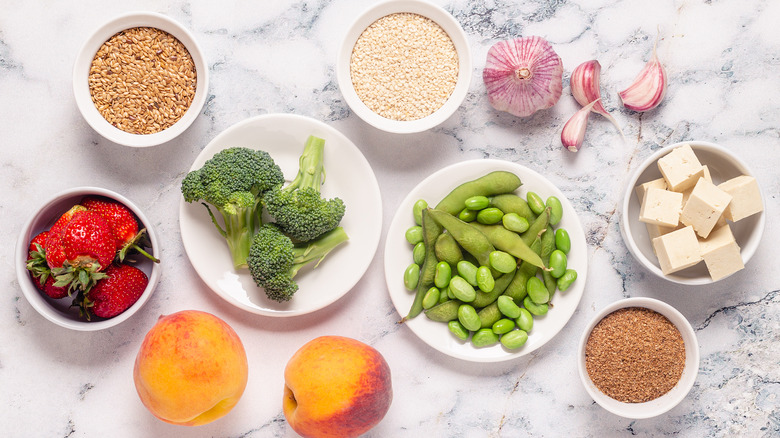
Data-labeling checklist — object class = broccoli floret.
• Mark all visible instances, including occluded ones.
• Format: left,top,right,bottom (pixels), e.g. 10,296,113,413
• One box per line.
263,135,346,242
247,223,349,302
181,147,284,269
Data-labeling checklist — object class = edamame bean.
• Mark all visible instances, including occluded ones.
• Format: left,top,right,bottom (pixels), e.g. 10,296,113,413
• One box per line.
526,276,549,304
476,265,495,292
449,276,476,302
492,318,516,335
523,296,549,316
405,226,423,245
500,330,528,349
489,250,517,274
422,287,440,310
527,192,545,215
404,263,420,291
465,195,490,210
458,208,478,222
502,213,530,233
458,304,481,331
448,320,470,341
435,232,462,266
549,249,568,278
515,308,534,332
436,171,522,215
555,228,571,254
546,196,563,225
497,295,522,319
557,269,578,292
412,241,426,265
413,199,428,226
434,261,452,289
456,260,479,286
471,328,499,347
472,269,516,308
476,207,504,225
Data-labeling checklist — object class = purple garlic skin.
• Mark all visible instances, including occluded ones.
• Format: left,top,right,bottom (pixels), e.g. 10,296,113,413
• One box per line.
483,36,564,118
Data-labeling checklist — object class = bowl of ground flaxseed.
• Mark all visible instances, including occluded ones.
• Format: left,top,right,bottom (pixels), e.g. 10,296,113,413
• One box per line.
73,12,208,147
577,297,700,419
336,0,472,134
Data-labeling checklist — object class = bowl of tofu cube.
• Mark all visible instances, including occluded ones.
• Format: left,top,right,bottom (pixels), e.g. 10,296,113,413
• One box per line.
621,141,765,285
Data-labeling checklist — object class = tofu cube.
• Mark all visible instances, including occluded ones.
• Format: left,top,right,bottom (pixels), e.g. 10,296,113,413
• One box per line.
639,187,683,228
699,224,744,281
635,178,668,203
681,165,712,204
657,144,705,191
652,226,702,274
718,175,763,222
680,177,732,238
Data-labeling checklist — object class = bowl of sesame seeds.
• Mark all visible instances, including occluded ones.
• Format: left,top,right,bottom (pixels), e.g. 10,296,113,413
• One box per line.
337,0,472,134
577,297,700,419
73,11,209,147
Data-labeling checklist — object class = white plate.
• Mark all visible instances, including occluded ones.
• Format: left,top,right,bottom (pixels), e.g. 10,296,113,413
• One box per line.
385,159,587,362
179,114,382,317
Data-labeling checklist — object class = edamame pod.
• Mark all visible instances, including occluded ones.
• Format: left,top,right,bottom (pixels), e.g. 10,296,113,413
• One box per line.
497,295,522,319
526,276,549,304
448,320,470,340
413,199,428,226
470,223,545,269
557,269,578,292
500,330,528,349
458,304,482,332
472,269,516,308
472,328,499,347
523,296,549,316
503,236,542,302
435,171,522,215
424,299,462,322
477,301,502,329
515,308,534,332
520,207,550,247
489,193,535,221
405,209,443,321
434,232,462,266
434,261,452,289
428,208,495,268
527,192,545,215
545,196,563,226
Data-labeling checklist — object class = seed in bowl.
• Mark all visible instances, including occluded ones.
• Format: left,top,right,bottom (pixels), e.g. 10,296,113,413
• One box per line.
585,307,685,403
88,27,197,135
350,12,459,121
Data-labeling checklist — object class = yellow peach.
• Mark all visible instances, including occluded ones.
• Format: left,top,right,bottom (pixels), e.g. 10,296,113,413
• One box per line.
283,336,392,438
133,310,248,426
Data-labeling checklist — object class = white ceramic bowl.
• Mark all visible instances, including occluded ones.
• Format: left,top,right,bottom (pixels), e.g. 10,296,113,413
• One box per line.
73,11,209,147
577,297,700,419
620,141,765,285
16,187,162,331
336,0,472,134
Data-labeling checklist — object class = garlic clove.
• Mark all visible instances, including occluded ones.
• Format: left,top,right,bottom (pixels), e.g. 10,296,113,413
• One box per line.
483,36,564,118
570,60,624,135
561,99,600,152
619,38,667,112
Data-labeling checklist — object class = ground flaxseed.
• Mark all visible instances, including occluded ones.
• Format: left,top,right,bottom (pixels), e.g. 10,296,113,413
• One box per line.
88,27,197,135
585,307,686,403
349,12,459,121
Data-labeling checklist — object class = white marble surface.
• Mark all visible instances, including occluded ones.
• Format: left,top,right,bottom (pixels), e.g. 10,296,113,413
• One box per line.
2,0,779,436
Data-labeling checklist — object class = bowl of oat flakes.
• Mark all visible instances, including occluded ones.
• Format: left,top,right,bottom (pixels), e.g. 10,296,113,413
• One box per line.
73,11,208,147
336,0,472,134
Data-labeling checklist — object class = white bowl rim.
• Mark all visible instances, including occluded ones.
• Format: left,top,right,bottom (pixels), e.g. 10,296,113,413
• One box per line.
620,140,766,285
72,11,209,147
16,186,162,331
577,297,700,419
336,0,473,134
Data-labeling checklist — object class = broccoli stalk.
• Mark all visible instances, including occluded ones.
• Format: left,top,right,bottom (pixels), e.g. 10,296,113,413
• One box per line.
181,147,284,269
247,223,349,302
263,135,346,242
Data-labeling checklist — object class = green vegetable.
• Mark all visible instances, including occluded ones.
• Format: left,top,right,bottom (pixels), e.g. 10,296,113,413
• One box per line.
526,192,545,215
476,265,495,292
497,295,521,319
435,171,522,215
412,241,426,265
405,226,423,245
520,208,550,247
489,193,535,221
470,223,545,269
492,318,516,335
546,196,563,225
476,207,504,225
464,195,490,210
458,208,478,222
526,276,549,304
181,146,284,269
458,304,481,332
262,136,346,242
515,308,534,332
448,320,470,340
448,276,476,302
424,299,461,322
523,295,549,316
405,209,443,321
456,260,479,286
422,287,440,310
428,208,495,268
500,330,528,349
434,261,452,289
477,302,502,328
554,228,571,254
489,250,517,274
247,224,348,302
471,269,515,308
549,249,568,278
502,213,530,233
435,232,463,266
403,263,420,290
557,269,578,292
413,199,428,226
471,328,499,347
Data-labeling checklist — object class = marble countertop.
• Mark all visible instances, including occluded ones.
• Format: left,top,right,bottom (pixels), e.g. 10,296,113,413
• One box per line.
2,0,778,436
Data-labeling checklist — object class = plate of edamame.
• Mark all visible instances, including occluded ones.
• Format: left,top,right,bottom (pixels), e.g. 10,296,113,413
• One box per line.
385,159,587,362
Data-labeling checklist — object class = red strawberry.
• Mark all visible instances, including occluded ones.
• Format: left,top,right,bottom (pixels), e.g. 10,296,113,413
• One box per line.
81,196,159,263
26,231,68,299
82,264,148,319
52,210,117,292
44,205,87,269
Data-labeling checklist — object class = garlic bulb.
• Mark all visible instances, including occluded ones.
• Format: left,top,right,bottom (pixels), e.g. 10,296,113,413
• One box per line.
483,36,564,117
570,60,623,135
619,38,667,112
561,99,600,152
